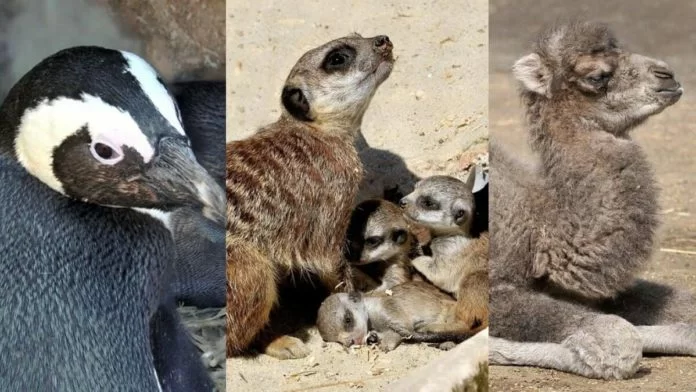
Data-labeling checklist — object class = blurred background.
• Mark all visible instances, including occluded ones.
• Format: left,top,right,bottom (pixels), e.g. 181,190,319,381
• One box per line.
0,0,224,100
490,0,696,390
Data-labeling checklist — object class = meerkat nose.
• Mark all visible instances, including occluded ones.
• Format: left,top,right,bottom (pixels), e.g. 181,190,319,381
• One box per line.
374,35,390,47
398,198,408,208
373,35,393,53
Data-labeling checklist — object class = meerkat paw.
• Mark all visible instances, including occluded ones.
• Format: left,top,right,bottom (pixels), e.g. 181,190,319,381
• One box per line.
410,256,433,273
438,341,457,351
377,330,402,352
264,335,311,360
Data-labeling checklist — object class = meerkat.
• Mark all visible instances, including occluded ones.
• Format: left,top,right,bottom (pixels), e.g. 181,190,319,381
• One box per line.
345,199,421,293
227,34,394,359
400,168,489,332
316,281,474,352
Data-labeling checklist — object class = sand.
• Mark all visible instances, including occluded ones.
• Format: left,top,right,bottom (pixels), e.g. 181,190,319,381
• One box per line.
225,0,489,390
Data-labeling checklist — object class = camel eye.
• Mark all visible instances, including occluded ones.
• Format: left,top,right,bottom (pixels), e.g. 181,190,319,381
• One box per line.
587,72,611,84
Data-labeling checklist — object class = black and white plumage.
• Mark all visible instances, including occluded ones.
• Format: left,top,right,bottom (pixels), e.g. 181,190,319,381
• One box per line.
0,46,222,391
169,81,226,308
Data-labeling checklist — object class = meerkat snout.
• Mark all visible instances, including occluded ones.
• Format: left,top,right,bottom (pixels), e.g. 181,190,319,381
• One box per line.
373,35,392,52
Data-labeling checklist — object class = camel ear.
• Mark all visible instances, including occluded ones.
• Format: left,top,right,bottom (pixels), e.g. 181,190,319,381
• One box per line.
513,53,552,97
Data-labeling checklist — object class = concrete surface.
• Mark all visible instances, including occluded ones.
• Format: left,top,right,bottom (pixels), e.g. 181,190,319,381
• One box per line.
490,0,696,390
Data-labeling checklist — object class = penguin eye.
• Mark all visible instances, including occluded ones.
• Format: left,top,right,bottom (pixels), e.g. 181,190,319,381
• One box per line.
90,141,123,165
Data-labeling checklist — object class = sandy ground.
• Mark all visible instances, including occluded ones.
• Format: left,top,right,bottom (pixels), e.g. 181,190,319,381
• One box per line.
226,0,488,391
490,0,696,390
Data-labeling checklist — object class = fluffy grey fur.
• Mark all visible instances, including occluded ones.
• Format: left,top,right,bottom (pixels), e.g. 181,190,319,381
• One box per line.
489,21,696,380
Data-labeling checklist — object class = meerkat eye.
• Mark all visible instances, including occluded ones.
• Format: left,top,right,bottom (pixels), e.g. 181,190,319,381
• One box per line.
343,311,354,328
364,236,383,248
330,53,346,66
454,209,467,220
417,196,439,211
392,229,407,244
90,140,123,165
322,46,356,72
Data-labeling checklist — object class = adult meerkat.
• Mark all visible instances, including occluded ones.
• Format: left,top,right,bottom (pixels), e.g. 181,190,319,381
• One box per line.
227,34,394,359
401,169,489,332
345,199,420,293
317,281,474,352
489,21,696,380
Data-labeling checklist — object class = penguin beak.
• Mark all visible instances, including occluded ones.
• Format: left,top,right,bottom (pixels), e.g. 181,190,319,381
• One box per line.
143,136,225,225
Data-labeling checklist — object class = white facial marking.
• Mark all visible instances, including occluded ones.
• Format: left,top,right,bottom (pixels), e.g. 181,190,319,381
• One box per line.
121,51,184,135
15,94,154,195
153,367,163,392
133,208,173,231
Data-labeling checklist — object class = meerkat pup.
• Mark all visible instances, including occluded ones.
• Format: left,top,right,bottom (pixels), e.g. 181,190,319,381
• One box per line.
345,199,421,293
400,168,489,332
227,34,394,359
317,281,473,352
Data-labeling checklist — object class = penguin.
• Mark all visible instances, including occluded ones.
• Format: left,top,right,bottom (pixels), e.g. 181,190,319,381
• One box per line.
0,46,222,391
168,80,226,308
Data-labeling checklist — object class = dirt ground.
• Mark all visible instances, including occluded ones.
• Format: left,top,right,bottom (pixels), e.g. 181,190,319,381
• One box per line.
225,0,488,391
490,0,696,390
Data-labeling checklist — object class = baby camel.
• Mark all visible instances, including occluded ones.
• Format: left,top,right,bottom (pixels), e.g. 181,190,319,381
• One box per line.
489,21,696,380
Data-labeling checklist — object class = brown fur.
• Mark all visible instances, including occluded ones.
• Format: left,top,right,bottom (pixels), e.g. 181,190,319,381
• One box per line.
226,34,394,358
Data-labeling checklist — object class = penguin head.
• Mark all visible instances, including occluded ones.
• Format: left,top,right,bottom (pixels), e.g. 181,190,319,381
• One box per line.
0,46,224,225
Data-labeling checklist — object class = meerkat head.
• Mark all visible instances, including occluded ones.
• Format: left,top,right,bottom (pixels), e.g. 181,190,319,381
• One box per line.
345,199,412,265
400,170,477,237
280,34,394,135
317,292,370,347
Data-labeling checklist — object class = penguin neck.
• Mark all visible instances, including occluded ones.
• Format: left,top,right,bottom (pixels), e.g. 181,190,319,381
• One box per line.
0,117,18,159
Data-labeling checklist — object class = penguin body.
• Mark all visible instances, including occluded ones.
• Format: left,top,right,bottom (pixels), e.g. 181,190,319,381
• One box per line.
169,80,226,308
0,47,222,391
0,154,166,391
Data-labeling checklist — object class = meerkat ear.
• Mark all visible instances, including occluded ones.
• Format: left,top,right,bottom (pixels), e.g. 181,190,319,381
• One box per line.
513,53,552,97
348,291,363,303
451,198,471,226
281,86,312,121
464,166,477,191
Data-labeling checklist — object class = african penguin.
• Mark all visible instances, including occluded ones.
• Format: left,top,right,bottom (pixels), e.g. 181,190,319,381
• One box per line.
0,46,221,391
169,80,226,308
